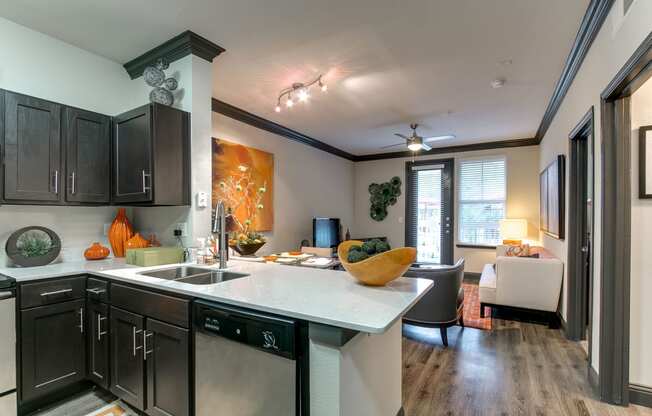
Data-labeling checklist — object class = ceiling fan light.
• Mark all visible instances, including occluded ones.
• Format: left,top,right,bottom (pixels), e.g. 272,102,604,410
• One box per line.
275,105,281,113
286,98,294,108
321,83,328,92
297,88,309,102
408,143,422,151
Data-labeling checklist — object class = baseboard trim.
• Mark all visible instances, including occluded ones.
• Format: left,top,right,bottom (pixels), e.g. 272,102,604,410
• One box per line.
630,384,652,408
588,365,599,396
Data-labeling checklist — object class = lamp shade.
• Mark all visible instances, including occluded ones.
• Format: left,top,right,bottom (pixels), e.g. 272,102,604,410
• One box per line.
499,219,528,242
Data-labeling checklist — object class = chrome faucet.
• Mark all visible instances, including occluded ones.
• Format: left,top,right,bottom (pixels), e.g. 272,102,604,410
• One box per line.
212,200,228,269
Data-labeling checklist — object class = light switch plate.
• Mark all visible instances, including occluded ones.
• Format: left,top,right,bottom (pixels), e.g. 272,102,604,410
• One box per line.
196,191,209,209
176,222,188,237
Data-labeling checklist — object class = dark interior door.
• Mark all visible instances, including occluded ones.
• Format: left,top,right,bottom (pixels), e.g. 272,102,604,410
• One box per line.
405,159,454,264
87,300,110,389
65,107,111,203
3,91,61,202
110,306,145,410
20,299,86,402
113,105,152,204
145,318,190,416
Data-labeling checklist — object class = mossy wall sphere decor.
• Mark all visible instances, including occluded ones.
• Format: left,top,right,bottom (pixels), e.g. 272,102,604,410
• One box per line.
143,58,178,106
368,176,402,221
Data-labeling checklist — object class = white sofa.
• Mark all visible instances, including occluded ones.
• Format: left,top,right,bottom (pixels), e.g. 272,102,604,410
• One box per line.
479,245,563,323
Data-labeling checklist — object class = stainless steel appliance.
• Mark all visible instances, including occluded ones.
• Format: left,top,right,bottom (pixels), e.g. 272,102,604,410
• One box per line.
0,274,16,415
194,300,305,416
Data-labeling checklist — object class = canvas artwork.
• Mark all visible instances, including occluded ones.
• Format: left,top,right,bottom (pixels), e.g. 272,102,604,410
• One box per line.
212,138,274,232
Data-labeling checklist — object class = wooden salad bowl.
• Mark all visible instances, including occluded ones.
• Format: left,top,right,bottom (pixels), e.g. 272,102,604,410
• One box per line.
337,240,417,286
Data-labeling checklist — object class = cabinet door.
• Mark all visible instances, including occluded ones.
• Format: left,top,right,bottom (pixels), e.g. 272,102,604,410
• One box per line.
110,306,145,410
87,301,109,389
112,105,152,204
20,299,85,402
64,108,110,203
145,318,190,416
3,91,61,202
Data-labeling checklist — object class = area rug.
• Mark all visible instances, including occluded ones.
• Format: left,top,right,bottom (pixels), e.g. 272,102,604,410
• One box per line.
87,401,135,416
462,283,492,330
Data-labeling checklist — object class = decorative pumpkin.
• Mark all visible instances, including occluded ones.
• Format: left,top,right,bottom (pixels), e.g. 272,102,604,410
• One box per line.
125,233,149,250
108,208,134,257
84,242,110,260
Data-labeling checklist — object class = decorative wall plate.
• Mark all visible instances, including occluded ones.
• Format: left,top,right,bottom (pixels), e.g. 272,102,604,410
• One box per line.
5,226,61,267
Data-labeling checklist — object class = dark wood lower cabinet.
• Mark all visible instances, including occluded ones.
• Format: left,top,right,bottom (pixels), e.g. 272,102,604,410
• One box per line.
87,301,110,389
145,319,190,416
110,306,145,410
20,299,86,402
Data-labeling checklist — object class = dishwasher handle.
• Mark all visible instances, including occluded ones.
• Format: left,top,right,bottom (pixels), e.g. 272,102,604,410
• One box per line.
0,290,15,300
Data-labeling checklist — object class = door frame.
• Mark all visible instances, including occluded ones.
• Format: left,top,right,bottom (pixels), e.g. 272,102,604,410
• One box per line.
598,32,652,405
566,107,595,347
405,158,455,264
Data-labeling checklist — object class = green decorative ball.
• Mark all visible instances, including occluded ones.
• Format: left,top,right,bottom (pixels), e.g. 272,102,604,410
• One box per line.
390,176,401,187
368,183,380,194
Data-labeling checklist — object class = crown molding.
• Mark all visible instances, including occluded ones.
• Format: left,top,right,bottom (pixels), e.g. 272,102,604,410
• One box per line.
124,30,225,79
535,0,614,143
354,138,539,162
212,99,358,161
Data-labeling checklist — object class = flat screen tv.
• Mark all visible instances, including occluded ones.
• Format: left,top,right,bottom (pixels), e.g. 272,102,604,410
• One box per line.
540,155,565,239
313,218,341,248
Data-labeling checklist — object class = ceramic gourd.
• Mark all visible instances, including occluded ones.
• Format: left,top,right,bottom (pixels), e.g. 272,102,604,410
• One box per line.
84,242,110,260
108,208,134,257
125,233,149,250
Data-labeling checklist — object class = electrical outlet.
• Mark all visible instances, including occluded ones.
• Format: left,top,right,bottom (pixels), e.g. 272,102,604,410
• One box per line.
103,223,111,236
175,222,188,237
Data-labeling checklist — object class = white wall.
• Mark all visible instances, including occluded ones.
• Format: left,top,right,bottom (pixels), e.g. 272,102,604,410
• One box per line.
630,77,652,388
212,112,355,255
0,17,194,263
353,145,540,273
537,0,652,373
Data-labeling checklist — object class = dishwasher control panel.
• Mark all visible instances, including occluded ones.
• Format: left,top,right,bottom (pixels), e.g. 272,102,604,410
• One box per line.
194,300,297,359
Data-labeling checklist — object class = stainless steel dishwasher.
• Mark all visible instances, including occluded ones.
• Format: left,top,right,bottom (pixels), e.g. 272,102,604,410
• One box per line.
194,300,307,416
0,274,16,416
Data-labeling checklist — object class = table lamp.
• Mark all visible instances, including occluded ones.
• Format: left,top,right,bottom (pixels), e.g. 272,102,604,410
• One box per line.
499,219,528,245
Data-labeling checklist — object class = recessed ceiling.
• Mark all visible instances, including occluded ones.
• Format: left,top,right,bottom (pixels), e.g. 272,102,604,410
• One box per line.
0,0,589,155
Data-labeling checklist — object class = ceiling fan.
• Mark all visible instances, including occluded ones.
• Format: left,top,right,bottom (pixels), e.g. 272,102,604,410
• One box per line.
381,123,455,151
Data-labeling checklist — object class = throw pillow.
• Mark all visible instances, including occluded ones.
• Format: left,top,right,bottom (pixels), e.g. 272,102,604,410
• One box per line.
505,244,530,257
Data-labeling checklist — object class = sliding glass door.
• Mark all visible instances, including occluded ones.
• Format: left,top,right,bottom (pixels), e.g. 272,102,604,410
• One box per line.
405,159,454,264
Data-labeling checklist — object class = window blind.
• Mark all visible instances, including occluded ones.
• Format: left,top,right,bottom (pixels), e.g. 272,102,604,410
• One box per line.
458,158,506,246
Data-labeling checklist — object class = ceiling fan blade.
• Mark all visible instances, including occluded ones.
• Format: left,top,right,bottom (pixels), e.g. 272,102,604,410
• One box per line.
424,135,456,143
394,133,408,139
421,143,432,151
380,142,406,149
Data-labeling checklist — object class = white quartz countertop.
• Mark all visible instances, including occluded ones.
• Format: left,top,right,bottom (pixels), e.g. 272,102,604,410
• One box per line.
1,259,432,334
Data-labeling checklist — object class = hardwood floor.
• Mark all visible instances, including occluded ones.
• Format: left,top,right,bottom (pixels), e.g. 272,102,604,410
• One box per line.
403,320,652,416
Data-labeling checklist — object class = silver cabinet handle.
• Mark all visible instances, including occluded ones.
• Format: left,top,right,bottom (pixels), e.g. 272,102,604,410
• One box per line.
132,326,143,356
70,171,76,195
53,170,59,194
86,287,106,296
40,288,72,297
143,330,154,360
141,170,151,193
97,315,107,341
78,307,84,334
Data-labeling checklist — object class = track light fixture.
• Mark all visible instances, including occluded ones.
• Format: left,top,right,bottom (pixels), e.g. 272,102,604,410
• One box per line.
275,75,327,112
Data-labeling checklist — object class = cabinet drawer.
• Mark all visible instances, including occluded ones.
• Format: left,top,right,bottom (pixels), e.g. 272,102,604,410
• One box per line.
20,277,86,309
111,284,189,328
86,277,109,302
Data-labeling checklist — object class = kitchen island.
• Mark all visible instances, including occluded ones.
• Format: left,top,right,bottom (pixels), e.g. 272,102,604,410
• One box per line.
2,258,432,416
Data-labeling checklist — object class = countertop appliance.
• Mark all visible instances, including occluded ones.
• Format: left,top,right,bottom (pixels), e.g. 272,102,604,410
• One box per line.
0,274,17,415
194,300,306,416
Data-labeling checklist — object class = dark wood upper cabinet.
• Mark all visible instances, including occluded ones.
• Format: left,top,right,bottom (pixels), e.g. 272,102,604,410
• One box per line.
112,103,190,206
64,108,111,204
110,306,145,410
3,91,61,202
20,299,86,402
145,318,190,416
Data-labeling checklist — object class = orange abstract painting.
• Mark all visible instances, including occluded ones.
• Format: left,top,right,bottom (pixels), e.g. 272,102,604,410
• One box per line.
212,138,274,232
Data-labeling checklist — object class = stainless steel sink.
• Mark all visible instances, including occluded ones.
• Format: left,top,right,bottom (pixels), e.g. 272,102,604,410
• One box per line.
139,267,249,285
139,266,215,280
175,271,249,285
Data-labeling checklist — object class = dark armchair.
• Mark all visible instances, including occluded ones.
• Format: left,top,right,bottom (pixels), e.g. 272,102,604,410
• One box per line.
402,258,465,346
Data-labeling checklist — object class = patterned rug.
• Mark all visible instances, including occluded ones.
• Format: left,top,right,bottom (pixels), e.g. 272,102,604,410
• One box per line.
462,283,492,330
87,401,136,416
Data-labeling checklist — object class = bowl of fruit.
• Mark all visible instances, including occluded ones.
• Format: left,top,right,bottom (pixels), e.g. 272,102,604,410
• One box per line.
337,239,416,286
229,232,266,256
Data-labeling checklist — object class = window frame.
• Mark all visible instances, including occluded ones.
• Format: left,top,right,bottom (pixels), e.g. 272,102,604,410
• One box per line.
456,155,507,248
